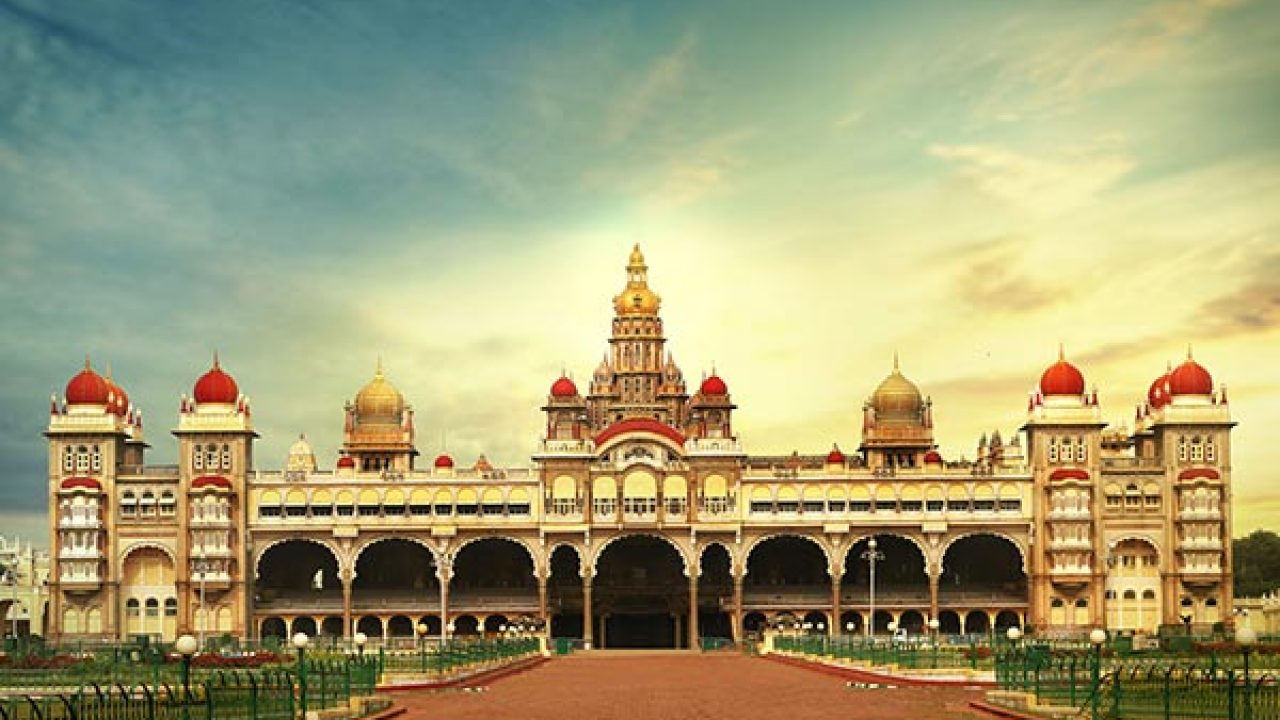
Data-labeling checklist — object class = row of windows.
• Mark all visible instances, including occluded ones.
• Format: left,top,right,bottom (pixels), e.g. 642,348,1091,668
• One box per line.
747,499,1022,514
1047,437,1087,464
63,445,102,473
125,597,178,617
193,444,233,471
1105,589,1158,600
1177,436,1216,463
1104,485,1162,511
121,491,176,517
258,502,533,519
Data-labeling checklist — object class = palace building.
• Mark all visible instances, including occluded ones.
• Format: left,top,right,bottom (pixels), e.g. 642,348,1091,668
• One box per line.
43,247,1235,647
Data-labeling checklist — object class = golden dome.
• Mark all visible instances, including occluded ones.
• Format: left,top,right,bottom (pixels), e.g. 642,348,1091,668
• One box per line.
613,244,662,316
871,357,924,420
354,360,405,423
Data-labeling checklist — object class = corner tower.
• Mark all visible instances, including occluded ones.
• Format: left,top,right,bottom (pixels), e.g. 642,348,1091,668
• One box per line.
340,360,417,472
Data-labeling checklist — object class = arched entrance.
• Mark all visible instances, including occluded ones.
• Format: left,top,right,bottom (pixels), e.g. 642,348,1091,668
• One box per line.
261,617,286,639
594,536,686,648
121,546,177,641
844,535,928,636
548,545,583,639
450,538,536,622
1105,538,1161,633
698,544,734,641
256,540,341,629
352,539,437,617
744,535,831,633
941,534,1027,631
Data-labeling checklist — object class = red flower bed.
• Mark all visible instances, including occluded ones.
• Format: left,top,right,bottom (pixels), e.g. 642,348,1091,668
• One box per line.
0,654,87,669
188,651,285,668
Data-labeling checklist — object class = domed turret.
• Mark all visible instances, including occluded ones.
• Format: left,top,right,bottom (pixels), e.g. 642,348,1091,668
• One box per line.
433,453,454,469
1169,350,1213,397
65,357,109,406
286,434,317,473
870,357,924,422
354,359,405,422
700,374,728,396
612,244,661,316
1039,348,1085,397
826,444,846,465
194,354,240,405
1148,364,1172,409
550,375,579,398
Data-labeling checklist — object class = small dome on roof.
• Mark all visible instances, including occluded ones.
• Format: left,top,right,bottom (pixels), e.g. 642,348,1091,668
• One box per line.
194,354,240,404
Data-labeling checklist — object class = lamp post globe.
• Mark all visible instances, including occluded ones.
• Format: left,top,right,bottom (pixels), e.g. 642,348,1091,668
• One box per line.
845,621,855,633
928,618,940,631
887,621,897,632
292,632,310,650
1235,626,1258,646
1089,629,1107,646
174,634,199,656
868,538,877,550
1007,627,1022,642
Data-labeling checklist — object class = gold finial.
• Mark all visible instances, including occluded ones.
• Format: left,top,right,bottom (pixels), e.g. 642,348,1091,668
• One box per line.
105,360,114,381
1186,344,1194,360
893,351,900,372
84,353,92,370
1057,342,1065,361
628,243,645,268
376,355,383,377
213,350,221,369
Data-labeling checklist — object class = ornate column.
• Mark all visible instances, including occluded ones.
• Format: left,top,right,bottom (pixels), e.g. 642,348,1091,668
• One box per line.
436,561,453,645
341,569,354,638
830,561,844,632
928,563,941,624
688,572,700,649
732,570,745,643
537,575,549,630
582,575,594,647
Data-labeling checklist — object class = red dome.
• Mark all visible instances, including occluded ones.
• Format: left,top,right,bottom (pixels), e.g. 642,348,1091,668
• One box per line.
105,378,129,416
700,374,728,395
433,453,454,469
336,456,356,469
1039,357,1085,396
550,376,578,397
194,356,239,404
1147,372,1172,409
1169,358,1213,396
923,450,943,464
65,362,110,405
826,445,846,464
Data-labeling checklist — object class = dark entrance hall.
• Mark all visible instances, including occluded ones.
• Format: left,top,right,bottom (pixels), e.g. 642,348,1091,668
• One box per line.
593,535,686,649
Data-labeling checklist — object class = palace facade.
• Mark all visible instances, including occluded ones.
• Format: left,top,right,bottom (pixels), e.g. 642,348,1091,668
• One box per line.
44,247,1234,647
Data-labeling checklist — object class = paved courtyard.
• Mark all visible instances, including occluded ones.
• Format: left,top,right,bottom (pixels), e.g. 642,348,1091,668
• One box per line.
395,652,987,720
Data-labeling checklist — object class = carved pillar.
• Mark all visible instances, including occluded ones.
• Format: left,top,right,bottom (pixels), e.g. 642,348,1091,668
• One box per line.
341,572,353,638
436,562,453,645
928,569,940,624
732,572,745,643
582,576,594,647
688,573,700,649
831,573,842,632
537,576,549,631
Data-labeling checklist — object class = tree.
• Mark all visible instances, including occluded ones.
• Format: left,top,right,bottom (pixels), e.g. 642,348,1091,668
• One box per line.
1233,530,1280,597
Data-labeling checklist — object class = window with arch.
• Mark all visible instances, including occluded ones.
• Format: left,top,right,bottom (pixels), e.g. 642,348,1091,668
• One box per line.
193,447,203,470
1122,589,1137,600
1076,438,1086,462
1141,589,1156,600
63,446,75,472
1190,437,1204,462
163,598,178,617
1051,598,1065,608
1061,438,1074,463
90,445,102,472
1205,437,1216,463
159,491,176,516
205,444,219,470
140,491,157,517
144,598,159,617
121,491,137,517
76,445,90,472
1178,437,1188,462
221,444,231,470
126,598,140,617
1075,598,1088,609
1048,439,1058,463
1105,590,1117,600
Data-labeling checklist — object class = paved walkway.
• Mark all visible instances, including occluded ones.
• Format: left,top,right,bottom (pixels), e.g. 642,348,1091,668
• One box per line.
393,651,987,719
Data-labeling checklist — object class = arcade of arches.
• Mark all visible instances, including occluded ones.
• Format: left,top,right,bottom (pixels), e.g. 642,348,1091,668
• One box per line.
252,531,1028,647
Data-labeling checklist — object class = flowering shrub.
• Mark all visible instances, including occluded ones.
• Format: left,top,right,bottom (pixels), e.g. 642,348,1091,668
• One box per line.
189,651,285,668
0,654,87,669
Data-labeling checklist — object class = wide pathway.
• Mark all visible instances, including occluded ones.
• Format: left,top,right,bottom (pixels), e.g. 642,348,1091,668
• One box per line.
394,651,986,720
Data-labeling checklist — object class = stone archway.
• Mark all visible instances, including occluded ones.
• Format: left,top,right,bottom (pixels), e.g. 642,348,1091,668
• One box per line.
698,544,734,641
548,545,584,639
593,535,686,648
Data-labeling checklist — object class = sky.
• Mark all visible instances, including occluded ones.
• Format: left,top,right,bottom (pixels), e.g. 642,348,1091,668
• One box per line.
1,0,1277,545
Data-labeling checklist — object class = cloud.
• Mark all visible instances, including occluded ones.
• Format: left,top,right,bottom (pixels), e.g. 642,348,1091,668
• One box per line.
1196,236,1280,335
603,30,697,145
946,236,1071,314
977,0,1249,117
928,137,1135,213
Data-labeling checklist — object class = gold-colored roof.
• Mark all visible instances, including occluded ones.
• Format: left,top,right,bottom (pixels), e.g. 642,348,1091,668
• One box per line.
354,360,404,423
613,244,661,316
871,356,923,419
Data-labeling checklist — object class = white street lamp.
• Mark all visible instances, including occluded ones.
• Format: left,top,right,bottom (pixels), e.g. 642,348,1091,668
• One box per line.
1006,626,1022,642
353,631,367,657
861,537,884,638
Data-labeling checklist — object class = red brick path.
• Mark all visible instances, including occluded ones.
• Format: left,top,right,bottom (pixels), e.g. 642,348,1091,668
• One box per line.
392,651,987,719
